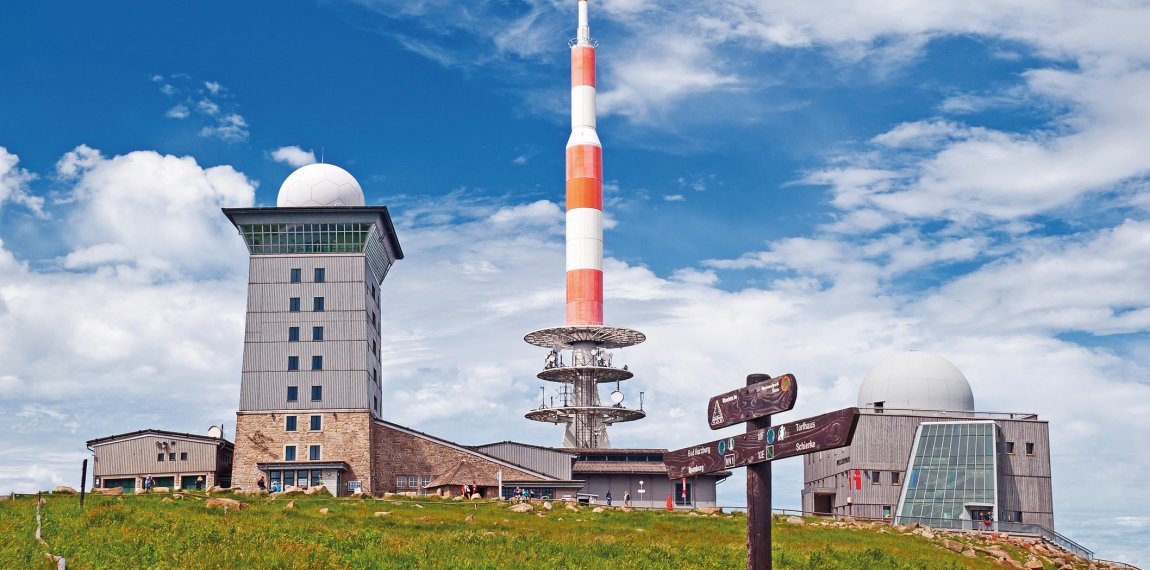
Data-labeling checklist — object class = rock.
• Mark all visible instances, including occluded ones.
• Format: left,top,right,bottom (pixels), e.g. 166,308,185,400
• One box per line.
509,503,533,513
566,504,579,512
153,487,170,493
171,494,183,500
688,511,699,516
205,497,248,509
52,486,78,494
319,508,329,514
635,528,645,532
943,539,964,552
162,497,171,503
963,549,977,558
484,531,496,536
543,501,553,511
304,485,329,496
920,529,935,539
413,504,424,509
1024,558,1044,569
383,492,398,498
698,507,722,515
285,501,295,509
536,512,546,518
374,512,390,517
592,507,605,513
465,515,475,522
95,487,123,496
281,486,303,496
622,507,632,513
785,516,805,525
453,496,464,501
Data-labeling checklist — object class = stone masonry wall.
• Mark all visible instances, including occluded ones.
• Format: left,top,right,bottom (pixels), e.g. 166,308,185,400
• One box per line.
373,422,545,496
233,410,374,496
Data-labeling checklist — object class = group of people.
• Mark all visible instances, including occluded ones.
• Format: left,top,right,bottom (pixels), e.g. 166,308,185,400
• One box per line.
511,487,538,502
603,491,632,507
460,481,481,498
141,474,205,492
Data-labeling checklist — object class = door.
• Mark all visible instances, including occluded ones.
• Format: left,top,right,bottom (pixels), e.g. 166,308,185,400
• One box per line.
969,508,993,531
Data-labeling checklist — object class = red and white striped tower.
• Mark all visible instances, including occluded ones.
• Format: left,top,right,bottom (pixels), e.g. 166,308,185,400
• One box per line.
525,0,646,449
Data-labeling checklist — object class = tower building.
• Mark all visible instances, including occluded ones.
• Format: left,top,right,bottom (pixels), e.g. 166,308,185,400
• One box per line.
524,0,646,449
224,163,403,495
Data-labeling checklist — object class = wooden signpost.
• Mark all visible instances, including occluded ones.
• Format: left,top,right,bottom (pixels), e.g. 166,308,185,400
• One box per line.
666,373,861,570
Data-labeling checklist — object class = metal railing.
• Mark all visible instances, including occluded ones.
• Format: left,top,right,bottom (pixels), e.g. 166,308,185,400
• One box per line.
892,516,1092,560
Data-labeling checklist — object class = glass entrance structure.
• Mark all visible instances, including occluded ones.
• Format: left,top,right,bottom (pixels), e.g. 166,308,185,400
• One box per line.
895,421,998,529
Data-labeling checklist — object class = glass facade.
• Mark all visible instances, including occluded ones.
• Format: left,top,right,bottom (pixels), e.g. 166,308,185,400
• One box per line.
239,223,372,254
896,422,998,528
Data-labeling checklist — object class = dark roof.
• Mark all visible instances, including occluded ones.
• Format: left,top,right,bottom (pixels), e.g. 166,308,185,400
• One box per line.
572,461,669,474
471,440,577,456
375,420,556,480
560,447,668,454
86,428,233,447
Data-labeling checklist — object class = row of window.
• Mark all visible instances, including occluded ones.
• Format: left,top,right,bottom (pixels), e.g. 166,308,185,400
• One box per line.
286,385,323,402
1002,441,1037,456
288,297,324,312
284,414,323,432
396,475,432,488
865,471,904,486
287,356,325,371
290,268,326,283
283,444,322,461
156,452,189,462
288,326,324,342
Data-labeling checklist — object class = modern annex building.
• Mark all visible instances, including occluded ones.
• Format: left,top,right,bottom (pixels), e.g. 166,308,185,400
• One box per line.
802,351,1055,531
86,428,234,492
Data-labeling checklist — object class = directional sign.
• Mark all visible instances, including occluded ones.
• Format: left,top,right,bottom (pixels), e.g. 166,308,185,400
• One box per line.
708,373,797,429
665,407,860,479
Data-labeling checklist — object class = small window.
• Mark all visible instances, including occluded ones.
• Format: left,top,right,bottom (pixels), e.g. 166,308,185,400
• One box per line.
371,284,377,300
870,471,881,485
180,452,188,461
1005,511,1023,523
1004,441,1016,455
290,268,302,283
371,312,377,327
287,356,299,371
288,327,300,342
1025,442,1035,456
311,385,323,401
374,396,379,412
314,268,325,283
372,368,378,383
289,297,301,312
285,415,297,432
157,453,165,462
421,475,431,487
312,326,324,341
308,445,321,461
311,355,323,370
891,471,902,486
169,452,176,461
397,475,407,488
882,505,892,518
309,415,322,431
313,297,325,312
284,445,297,461
287,386,299,402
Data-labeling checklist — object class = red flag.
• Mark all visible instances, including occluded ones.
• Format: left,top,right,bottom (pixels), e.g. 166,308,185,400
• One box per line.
666,493,674,511
681,478,687,498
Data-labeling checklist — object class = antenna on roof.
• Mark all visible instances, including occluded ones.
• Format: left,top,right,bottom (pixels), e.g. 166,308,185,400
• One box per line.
320,146,325,164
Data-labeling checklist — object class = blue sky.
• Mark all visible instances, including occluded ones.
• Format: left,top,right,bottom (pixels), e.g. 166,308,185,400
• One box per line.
2,0,1150,565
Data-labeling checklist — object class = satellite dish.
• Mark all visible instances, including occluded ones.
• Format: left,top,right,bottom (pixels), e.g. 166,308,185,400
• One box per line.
207,426,223,439
610,390,625,405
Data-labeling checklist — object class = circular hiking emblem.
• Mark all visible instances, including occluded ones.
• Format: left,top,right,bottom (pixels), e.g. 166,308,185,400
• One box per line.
766,428,776,445
717,439,727,455
780,375,792,392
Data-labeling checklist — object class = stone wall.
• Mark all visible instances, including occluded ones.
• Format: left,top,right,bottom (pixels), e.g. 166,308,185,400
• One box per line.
233,410,374,496
373,422,546,496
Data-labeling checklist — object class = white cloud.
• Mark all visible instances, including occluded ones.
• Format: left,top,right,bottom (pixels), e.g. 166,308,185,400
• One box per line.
270,146,317,168
199,113,249,143
165,104,190,119
0,147,45,217
204,81,222,94
663,194,684,201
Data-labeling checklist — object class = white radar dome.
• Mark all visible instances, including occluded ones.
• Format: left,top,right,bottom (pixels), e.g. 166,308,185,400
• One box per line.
277,163,366,207
856,351,975,412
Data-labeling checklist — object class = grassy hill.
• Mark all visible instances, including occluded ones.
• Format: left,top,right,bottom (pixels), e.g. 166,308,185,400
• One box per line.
0,491,1107,569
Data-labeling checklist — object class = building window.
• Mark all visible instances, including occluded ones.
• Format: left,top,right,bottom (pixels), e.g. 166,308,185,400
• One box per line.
314,268,325,283
311,385,323,401
312,326,324,341
309,415,322,431
287,356,299,371
288,327,300,342
1004,441,1016,455
870,471,881,485
308,445,321,461
374,396,379,413
290,268,302,283
313,297,325,311
371,312,377,327
169,452,176,461
284,445,297,461
674,482,692,506
370,284,377,300
421,475,431,487
882,505,892,518
287,386,298,402
311,355,323,370
1004,511,1023,523
289,297,300,312
180,452,188,461
285,415,297,432
891,471,902,486
397,476,408,488
157,453,164,462
1025,442,1035,456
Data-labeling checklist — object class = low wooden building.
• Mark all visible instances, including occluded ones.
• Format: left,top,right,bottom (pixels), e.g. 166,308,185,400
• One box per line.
86,429,233,491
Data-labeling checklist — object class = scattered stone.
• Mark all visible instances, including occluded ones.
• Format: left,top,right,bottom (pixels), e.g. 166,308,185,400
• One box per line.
465,515,475,522
942,539,964,552
592,507,605,513
963,549,977,558
785,516,805,525
95,488,123,496
698,507,722,515
374,512,390,517
1024,558,1044,569
383,492,398,498
566,504,579,512
205,497,248,509
453,496,464,501
635,528,645,533
162,497,171,503
413,504,424,509
52,486,78,494
502,519,509,523
285,501,295,509
920,529,935,540
542,501,553,511
304,485,329,496
281,486,303,496
484,531,496,536
688,511,699,517
509,503,534,513
319,508,329,514
622,507,632,513
536,512,547,518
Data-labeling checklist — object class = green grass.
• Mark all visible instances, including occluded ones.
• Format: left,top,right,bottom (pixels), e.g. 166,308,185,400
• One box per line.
0,493,1027,569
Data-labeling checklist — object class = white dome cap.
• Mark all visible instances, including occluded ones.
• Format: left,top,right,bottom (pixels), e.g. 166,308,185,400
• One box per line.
277,163,365,207
857,351,975,412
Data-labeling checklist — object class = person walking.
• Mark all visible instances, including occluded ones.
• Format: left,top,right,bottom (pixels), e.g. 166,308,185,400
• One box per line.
624,490,631,507
196,476,204,491
606,491,612,506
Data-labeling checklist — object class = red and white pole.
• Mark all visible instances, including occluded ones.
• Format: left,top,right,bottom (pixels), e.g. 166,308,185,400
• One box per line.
565,0,603,326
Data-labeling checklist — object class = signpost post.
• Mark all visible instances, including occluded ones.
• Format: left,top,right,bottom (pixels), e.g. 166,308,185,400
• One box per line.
666,373,861,570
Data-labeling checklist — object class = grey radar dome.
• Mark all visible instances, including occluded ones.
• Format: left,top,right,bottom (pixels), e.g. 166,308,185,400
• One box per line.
277,163,366,207
856,351,975,412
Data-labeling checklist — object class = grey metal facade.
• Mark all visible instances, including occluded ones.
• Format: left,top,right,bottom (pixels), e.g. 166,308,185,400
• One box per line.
472,442,576,480
801,408,1054,529
86,429,233,489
